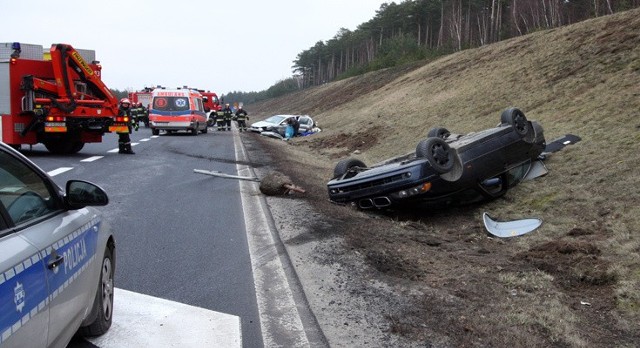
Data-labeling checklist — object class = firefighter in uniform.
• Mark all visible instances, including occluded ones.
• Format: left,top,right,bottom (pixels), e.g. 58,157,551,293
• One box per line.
235,105,249,132
130,102,142,128
117,98,136,154
223,103,233,131
138,102,150,127
215,108,226,131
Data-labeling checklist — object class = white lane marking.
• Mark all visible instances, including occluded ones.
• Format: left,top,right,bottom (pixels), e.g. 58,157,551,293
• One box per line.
234,133,310,347
81,156,103,162
151,135,160,138
107,141,143,153
47,167,73,177
139,138,151,142
88,288,241,347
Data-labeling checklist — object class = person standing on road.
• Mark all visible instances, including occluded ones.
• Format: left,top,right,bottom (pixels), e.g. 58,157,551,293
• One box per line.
235,105,249,132
140,102,150,128
117,98,135,154
130,103,142,130
223,103,233,131
216,107,226,131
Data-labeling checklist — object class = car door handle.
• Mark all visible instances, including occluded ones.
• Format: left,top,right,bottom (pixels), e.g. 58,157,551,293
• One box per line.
47,253,64,270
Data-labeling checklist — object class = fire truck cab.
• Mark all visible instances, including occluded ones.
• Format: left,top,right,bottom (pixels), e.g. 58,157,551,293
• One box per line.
148,88,208,135
0,42,126,154
200,91,220,114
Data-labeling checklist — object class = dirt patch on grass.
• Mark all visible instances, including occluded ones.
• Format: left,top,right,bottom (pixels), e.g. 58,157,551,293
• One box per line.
303,125,384,159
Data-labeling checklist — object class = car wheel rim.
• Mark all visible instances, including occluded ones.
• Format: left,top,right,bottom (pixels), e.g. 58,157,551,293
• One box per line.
432,144,450,166
101,258,114,321
514,114,527,134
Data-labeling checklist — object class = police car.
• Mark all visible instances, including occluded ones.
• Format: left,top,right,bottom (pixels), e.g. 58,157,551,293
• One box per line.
0,142,115,347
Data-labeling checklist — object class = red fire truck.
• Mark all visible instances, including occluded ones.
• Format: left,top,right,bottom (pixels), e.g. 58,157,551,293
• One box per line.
0,42,129,154
200,90,221,114
128,87,154,108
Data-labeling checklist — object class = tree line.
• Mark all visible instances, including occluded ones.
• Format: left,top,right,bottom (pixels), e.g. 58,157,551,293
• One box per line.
293,0,640,87
114,1,638,104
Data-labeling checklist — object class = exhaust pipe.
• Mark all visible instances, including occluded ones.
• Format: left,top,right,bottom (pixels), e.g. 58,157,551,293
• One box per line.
358,198,374,209
358,197,392,209
373,197,392,208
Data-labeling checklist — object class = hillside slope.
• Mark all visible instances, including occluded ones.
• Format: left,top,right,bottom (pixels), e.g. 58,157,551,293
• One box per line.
247,9,640,347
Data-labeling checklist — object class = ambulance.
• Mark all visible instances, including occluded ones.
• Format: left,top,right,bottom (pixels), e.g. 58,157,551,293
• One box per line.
148,88,208,135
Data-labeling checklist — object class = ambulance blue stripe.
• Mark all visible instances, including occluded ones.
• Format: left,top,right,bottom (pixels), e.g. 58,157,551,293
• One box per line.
0,218,101,344
150,109,206,117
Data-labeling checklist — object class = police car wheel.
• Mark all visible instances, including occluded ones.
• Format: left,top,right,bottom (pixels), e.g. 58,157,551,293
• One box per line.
79,247,114,336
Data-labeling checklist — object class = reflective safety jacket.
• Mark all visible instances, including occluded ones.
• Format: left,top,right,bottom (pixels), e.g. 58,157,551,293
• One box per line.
235,109,248,121
222,107,233,120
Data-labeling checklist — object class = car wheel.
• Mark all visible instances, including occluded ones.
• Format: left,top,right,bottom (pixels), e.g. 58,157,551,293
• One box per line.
79,247,114,337
416,137,455,174
427,127,451,139
500,107,530,137
151,128,159,136
333,158,367,179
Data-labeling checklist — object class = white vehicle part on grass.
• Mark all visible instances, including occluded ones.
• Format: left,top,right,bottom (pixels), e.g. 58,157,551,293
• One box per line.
483,212,542,238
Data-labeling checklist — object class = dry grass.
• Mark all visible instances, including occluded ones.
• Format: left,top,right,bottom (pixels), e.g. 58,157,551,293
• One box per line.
248,8,640,347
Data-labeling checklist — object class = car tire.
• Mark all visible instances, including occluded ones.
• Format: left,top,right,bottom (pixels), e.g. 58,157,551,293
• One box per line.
416,137,455,174
427,127,451,139
191,126,199,136
151,128,159,136
79,246,114,337
333,158,367,179
500,107,530,137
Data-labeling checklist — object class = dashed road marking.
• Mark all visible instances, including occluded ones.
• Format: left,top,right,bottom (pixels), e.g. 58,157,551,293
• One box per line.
87,288,241,347
47,167,73,177
139,138,151,142
80,156,104,162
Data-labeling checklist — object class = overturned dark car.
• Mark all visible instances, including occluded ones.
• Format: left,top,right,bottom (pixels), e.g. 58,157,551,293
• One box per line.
327,107,546,209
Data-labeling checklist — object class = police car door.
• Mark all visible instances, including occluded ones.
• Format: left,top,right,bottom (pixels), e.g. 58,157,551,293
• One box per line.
37,207,101,347
0,226,49,347
0,148,99,347
0,152,51,347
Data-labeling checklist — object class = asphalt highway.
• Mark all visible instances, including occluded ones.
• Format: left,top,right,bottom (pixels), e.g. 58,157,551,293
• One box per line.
20,127,322,347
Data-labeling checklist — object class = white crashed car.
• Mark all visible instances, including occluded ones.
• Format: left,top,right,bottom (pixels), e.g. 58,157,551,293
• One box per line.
249,114,315,136
0,142,115,347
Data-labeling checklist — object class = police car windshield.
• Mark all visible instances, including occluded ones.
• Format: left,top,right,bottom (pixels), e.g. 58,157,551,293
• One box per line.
152,97,190,111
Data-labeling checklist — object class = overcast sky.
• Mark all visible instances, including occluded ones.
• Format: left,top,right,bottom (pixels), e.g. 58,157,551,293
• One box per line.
1,0,389,95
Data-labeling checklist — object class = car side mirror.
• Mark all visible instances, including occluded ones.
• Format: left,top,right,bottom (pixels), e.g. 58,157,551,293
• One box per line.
65,180,109,209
